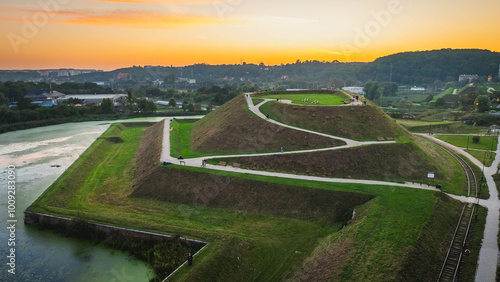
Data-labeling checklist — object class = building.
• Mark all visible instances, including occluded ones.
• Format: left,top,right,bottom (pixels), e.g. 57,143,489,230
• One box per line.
410,87,425,91
117,73,131,80
25,88,66,101
458,74,479,82
342,86,365,95
59,94,128,105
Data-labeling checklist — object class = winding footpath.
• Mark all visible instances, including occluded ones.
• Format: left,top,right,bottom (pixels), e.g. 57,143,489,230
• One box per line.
160,93,500,280
161,93,439,191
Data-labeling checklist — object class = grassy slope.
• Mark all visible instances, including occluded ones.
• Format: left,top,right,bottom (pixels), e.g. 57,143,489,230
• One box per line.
207,143,443,183
435,134,498,151
397,193,463,281
465,149,496,167
27,122,461,281
190,95,344,153
397,120,484,134
209,135,471,196
431,87,454,102
132,165,372,225
259,101,406,141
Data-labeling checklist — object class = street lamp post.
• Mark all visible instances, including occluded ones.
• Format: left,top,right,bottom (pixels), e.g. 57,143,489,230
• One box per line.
467,135,470,150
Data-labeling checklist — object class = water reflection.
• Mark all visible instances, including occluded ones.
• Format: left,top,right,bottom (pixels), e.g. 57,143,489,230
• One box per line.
0,117,185,281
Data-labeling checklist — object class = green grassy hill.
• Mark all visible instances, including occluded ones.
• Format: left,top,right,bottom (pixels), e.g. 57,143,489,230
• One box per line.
26,120,474,281
259,101,406,141
191,95,344,153
207,143,440,183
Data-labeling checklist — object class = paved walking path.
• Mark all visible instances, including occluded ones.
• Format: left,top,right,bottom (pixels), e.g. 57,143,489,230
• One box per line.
418,134,500,282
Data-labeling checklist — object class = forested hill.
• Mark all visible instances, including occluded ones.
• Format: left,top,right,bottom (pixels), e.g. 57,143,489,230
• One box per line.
1,49,499,86
365,49,500,84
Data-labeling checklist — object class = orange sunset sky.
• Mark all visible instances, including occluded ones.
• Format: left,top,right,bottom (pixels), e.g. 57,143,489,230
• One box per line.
0,0,499,70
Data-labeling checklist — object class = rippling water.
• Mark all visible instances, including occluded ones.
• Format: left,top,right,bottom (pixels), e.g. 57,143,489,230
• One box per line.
0,118,176,281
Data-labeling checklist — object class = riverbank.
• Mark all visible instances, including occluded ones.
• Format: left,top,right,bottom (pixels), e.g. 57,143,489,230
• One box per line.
0,111,206,134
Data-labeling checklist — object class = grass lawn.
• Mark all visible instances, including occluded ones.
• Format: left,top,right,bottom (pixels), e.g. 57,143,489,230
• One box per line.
259,93,349,106
169,119,208,158
397,120,485,134
435,135,498,151
259,101,406,141
465,149,496,167
480,84,500,92
27,122,459,281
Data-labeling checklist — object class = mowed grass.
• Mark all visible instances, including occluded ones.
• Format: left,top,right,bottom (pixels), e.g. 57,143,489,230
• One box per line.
465,149,496,167
397,120,485,134
170,119,210,158
259,101,406,141
435,134,498,150
27,123,453,281
259,93,348,106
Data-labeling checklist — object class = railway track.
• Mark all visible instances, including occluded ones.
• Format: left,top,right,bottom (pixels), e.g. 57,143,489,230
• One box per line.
421,136,478,282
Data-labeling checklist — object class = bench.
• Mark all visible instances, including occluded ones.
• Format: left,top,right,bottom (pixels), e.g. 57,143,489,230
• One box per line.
179,160,186,165
386,137,394,141
377,137,385,141
219,161,227,166
233,163,241,168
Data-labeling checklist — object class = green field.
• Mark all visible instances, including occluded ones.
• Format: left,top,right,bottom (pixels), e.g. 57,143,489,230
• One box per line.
259,93,349,106
397,120,485,134
479,84,500,93
27,122,468,281
465,149,496,167
170,119,211,158
435,135,498,151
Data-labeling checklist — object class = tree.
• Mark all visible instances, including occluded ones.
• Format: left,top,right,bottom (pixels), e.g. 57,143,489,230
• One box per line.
363,81,382,101
475,95,489,112
101,98,114,114
64,97,83,105
0,92,8,105
380,82,398,96
126,91,135,112
146,100,157,112
425,94,434,103
187,103,195,112
168,98,177,108
17,97,33,110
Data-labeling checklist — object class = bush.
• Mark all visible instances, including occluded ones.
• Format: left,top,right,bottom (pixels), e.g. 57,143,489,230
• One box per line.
472,136,480,143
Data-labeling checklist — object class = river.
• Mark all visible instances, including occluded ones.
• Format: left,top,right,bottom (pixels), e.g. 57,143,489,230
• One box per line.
0,117,200,281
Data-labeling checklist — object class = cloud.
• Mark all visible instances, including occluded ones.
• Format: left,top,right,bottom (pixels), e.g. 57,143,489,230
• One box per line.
308,49,350,56
0,8,231,29
76,0,240,4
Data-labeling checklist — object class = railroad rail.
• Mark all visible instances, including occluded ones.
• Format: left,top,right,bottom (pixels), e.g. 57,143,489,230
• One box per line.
421,136,478,282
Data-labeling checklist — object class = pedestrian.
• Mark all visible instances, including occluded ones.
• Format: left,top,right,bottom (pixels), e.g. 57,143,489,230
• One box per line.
187,252,193,266
281,147,283,153
266,113,269,118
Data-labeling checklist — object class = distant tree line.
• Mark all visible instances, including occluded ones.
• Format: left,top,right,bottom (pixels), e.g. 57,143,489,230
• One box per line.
2,49,498,90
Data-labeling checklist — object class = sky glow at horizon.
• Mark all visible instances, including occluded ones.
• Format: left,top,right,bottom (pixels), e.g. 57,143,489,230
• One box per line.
0,0,499,70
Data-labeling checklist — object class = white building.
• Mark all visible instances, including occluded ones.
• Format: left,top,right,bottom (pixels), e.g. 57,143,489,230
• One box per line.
58,94,128,105
410,87,425,91
342,86,365,95
459,74,479,82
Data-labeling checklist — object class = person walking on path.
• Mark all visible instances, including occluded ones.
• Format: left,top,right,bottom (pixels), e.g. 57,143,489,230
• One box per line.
187,252,193,266
281,147,284,153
